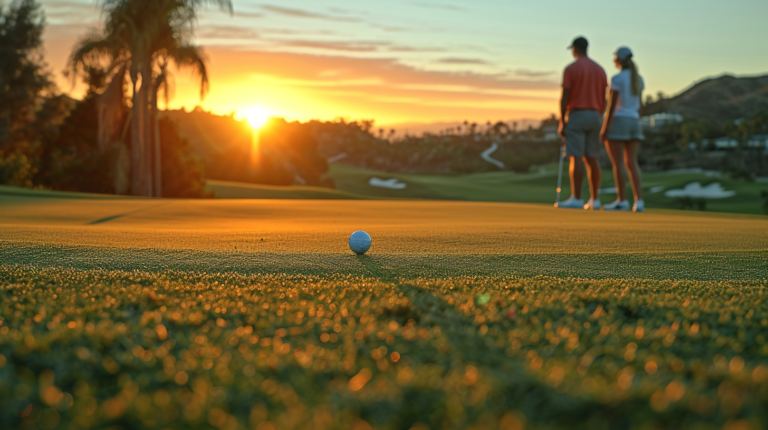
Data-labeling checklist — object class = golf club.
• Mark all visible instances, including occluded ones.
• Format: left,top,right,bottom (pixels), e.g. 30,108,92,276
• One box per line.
554,144,565,207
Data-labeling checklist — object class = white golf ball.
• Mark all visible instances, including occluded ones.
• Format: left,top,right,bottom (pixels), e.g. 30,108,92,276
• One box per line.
349,231,372,254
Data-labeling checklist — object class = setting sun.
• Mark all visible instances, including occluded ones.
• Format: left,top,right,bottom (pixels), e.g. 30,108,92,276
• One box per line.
240,106,271,129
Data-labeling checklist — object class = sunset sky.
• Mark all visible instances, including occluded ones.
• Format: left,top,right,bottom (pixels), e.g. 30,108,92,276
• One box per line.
42,0,768,126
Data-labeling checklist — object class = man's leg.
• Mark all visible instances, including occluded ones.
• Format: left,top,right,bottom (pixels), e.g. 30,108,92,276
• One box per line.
569,156,584,200
583,156,601,200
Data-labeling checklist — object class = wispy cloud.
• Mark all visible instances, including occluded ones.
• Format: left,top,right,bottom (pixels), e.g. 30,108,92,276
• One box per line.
436,58,490,65
277,40,382,53
209,49,558,95
369,23,409,32
42,1,100,24
266,39,441,54
233,11,265,19
410,2,466,12
260,5,361,22
513,69,556,78
198,26,260,40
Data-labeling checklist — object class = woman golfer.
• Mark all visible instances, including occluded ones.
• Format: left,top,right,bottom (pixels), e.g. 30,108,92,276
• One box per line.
600,47,645,212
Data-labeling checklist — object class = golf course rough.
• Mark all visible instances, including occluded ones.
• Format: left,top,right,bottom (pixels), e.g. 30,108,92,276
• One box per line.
1,267,767,430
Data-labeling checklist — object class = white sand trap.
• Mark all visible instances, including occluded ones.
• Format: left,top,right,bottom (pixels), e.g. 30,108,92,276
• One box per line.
664,182,735,199
600,187,617,194
481,143,505,168
649,186,665,194
369,177,407,190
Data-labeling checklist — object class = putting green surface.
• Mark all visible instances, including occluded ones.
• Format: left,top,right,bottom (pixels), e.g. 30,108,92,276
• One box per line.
1,196,767,280
1,194,768,429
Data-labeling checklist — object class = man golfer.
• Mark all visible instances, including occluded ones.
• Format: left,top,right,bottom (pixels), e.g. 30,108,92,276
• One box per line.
557,36,607,210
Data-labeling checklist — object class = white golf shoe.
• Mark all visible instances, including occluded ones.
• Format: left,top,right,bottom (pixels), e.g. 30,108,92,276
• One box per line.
603,200,630,211
584,199,601,210
556,196,585,209
633,199,645,212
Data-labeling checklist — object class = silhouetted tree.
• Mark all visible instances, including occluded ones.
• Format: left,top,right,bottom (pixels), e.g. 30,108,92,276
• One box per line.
0,0,52,185
68,0,231,196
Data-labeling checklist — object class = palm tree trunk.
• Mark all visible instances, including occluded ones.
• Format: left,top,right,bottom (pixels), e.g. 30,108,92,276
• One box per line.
130,74,143,196
151,92,162,198
140,63,153,197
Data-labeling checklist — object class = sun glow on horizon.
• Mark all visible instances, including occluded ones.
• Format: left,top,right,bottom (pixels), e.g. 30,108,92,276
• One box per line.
240,106,272,129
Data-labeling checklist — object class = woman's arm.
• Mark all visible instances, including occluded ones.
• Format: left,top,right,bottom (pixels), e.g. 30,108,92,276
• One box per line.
638,90,643,118
600,89,619,142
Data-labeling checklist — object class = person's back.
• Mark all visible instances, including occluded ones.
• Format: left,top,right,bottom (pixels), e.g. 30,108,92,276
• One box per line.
563,57,607,113
611,68,644,119
557,36,607,210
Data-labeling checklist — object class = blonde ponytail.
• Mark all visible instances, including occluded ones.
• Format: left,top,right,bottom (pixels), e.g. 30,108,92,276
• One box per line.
626,58,641,96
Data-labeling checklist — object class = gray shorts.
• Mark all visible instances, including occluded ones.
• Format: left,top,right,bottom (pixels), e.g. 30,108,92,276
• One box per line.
606,116,644,141
565,110,602,157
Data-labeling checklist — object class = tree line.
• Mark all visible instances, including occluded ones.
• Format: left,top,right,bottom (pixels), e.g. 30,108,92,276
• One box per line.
0,0,230,197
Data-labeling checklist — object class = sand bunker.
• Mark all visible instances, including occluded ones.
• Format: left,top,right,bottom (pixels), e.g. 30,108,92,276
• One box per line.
664,182,735,199
369,177,407,190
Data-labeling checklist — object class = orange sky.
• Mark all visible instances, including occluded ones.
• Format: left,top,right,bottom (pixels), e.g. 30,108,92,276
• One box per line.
40,0,768,127
169,49,560,125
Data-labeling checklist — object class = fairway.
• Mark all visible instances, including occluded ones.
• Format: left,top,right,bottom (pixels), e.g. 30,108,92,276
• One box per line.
1,193,768,429
200,165,768,216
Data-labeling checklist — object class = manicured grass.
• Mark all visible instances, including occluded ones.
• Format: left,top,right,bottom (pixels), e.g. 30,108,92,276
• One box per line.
206,180,373,200
1,194,767,429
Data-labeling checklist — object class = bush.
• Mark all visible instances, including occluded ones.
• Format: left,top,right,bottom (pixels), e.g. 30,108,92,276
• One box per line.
0,152,36,187
158,118,212,198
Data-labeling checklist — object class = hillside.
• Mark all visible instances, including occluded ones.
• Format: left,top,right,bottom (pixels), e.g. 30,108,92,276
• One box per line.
645,74,768,121
160,108,255,182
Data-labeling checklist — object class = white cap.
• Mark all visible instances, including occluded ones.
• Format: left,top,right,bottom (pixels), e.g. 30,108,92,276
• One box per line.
615,46,633,60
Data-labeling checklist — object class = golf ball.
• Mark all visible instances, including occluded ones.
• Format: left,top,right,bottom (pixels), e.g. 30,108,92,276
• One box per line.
349,231,372,254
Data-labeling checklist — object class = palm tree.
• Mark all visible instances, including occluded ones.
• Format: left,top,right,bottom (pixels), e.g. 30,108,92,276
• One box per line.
149,45,209,196
68,0,231,196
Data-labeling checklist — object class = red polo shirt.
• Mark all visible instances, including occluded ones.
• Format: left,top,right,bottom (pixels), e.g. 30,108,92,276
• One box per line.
563,56,607,113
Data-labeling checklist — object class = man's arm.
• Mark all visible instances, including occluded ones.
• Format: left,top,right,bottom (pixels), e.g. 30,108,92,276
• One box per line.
559,87,571,138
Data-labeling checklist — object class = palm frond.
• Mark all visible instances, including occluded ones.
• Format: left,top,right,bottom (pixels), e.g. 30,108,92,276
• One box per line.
66,32,124,86
166,44,209,100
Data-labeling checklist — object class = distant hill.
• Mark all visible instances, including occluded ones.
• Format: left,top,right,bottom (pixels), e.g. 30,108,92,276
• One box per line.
644,74,768,121
161,108,254,182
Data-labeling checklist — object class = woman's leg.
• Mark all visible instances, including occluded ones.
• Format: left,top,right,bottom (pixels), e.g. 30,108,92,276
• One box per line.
624,141,643,201
605,140,627,201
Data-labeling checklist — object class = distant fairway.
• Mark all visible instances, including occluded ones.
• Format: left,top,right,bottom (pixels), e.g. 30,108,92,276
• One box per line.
1,191,767,429
203,165,768,216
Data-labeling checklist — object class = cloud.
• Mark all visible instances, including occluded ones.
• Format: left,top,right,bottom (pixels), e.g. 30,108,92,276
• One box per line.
276,40,382,53
42,1,100,24
233,11,265,19
513,69,556,78
201,48,558,99
410,2,466,12
260,5,360,22
266,39,440,54
369,23,409,32
436,58,490,65
198,26,260,40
